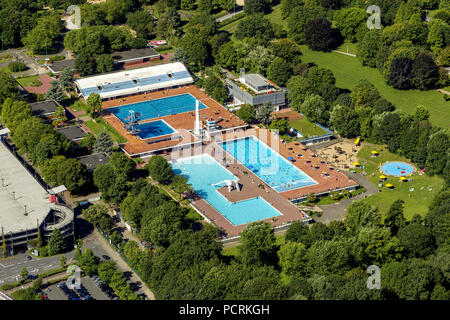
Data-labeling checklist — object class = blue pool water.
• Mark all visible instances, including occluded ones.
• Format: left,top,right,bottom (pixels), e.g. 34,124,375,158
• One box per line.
172,154,281,226
108,93,207,122
381,162,415,176
135,120,175,139
220,136,318,192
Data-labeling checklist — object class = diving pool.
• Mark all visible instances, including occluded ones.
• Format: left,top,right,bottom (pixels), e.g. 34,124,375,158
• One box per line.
172,154,281,226
108,93,207,122
220,136,318,192
381,161,415,176
135,120,175,139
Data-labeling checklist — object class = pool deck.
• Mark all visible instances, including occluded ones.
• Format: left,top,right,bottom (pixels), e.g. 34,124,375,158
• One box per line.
101,86,247,156
165,127,359,238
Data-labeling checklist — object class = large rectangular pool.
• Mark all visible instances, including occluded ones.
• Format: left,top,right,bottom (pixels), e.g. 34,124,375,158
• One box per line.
172,154,281,226
107,93,207,122
220,136,318,192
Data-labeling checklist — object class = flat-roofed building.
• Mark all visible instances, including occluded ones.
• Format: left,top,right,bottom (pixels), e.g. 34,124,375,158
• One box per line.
226,73,287,111
46,59,76,75
77,153,109,172
0,137,74,253
74,62,194,101
112,47,160,67
55,125,87,142
29,100,61,120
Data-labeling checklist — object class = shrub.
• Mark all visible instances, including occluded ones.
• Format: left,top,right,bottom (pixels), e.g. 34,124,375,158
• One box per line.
8,62,28,72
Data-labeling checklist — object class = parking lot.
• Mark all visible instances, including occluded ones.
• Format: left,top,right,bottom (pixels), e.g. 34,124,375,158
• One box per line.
45,276,113,300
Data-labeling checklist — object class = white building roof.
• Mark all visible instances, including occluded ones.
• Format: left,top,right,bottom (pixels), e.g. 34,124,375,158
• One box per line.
75,62,194,100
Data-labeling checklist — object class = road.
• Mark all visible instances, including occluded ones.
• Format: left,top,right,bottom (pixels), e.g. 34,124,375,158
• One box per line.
216,9,243,23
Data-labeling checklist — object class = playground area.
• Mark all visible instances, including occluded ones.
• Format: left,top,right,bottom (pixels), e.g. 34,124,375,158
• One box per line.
315,140,362,170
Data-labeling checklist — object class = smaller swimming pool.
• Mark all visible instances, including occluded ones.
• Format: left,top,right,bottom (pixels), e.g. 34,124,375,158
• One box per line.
381,161,415,176
135,120,175,139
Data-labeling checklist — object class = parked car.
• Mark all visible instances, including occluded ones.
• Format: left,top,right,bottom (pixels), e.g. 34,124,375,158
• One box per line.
25,255,31,261
102,255,110,260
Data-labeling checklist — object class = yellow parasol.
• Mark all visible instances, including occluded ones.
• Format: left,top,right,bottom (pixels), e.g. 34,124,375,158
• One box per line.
400,177,407,181
353,162,360,166
371,150,378,154
355,137,360,145
379,175,386,179
386,183,394,188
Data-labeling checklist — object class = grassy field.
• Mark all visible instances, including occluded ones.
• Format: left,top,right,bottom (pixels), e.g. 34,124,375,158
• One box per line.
85,118,127,143
355,144,444,220
335,41,358,55
16,75,42,87
289,117,327,138
266,4,288,31
299,45,450,129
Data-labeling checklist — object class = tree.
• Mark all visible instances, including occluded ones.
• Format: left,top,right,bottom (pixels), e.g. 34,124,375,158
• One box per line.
286,76,314,111
96,54,114,73
109,151,135,180
235,14,274,44
58,158,88,195
287,6,327,44
172,174,191,199
0,71,19,107
86,93,103,117
244,0,267,14
345,202,381,232
77,248,98,276
267,57,292,86
306,239,352,275
330,104,360,138
427,18,449,53
180,26,210,69
126,10,154,38
334,7,368,42
413,105,430,121
269,39,302,65
398,223,436,258
301,94,329,125
170,47,190,65
94,131,114,155
75,52,96,76
48,229,66,256
239,221,276,266
83,203,110,226
310,222,334,242
93,164,116,193
304,18,339,52
387,57,414,89
255,102,273,125
285,221,312,247
358,30,383,67
22,13,62,54
59,67,74,91
269,118,290,135
21,267,28,281
236,104,256,124
411,53,440,90
145,155,174,184
426,130,450,175
45,81,66,103
60,255,67,267
52,105,67,127
384,200,407,235
110,231,123,246
350,79,381,108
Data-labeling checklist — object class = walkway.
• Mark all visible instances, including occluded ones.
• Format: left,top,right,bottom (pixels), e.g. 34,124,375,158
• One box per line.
216,10,244,23
332,50,357,57
23,74,53,95
315,171,379,224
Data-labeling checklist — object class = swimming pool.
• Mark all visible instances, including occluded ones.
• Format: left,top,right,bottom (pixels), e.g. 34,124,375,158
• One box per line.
172,154,281,226
220,136,318,192
381,161,415,176
108,93,207,122
135,120,175,139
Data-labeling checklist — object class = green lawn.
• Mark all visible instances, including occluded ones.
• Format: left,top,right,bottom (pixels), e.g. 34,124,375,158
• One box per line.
356,144,444,220
266,4,288,31
289,117,327,138
16,75,41,87
85,118,127,143
335,41,358,55
299,45,450,129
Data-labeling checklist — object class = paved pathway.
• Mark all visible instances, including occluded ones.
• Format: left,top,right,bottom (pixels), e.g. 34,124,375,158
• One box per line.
332,50,357,57
216,10,244,22
315,171,379,224
23,74,53,94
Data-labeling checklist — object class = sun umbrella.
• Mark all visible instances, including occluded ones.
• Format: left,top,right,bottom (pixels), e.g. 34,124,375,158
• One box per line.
379,175,386,179
288,157,294,161
353,162,360,166
371,150,378,154
386,183,394,188
400,177,407,181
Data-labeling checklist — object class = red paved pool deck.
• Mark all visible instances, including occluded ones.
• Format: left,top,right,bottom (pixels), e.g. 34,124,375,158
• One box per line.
164,128,359,238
